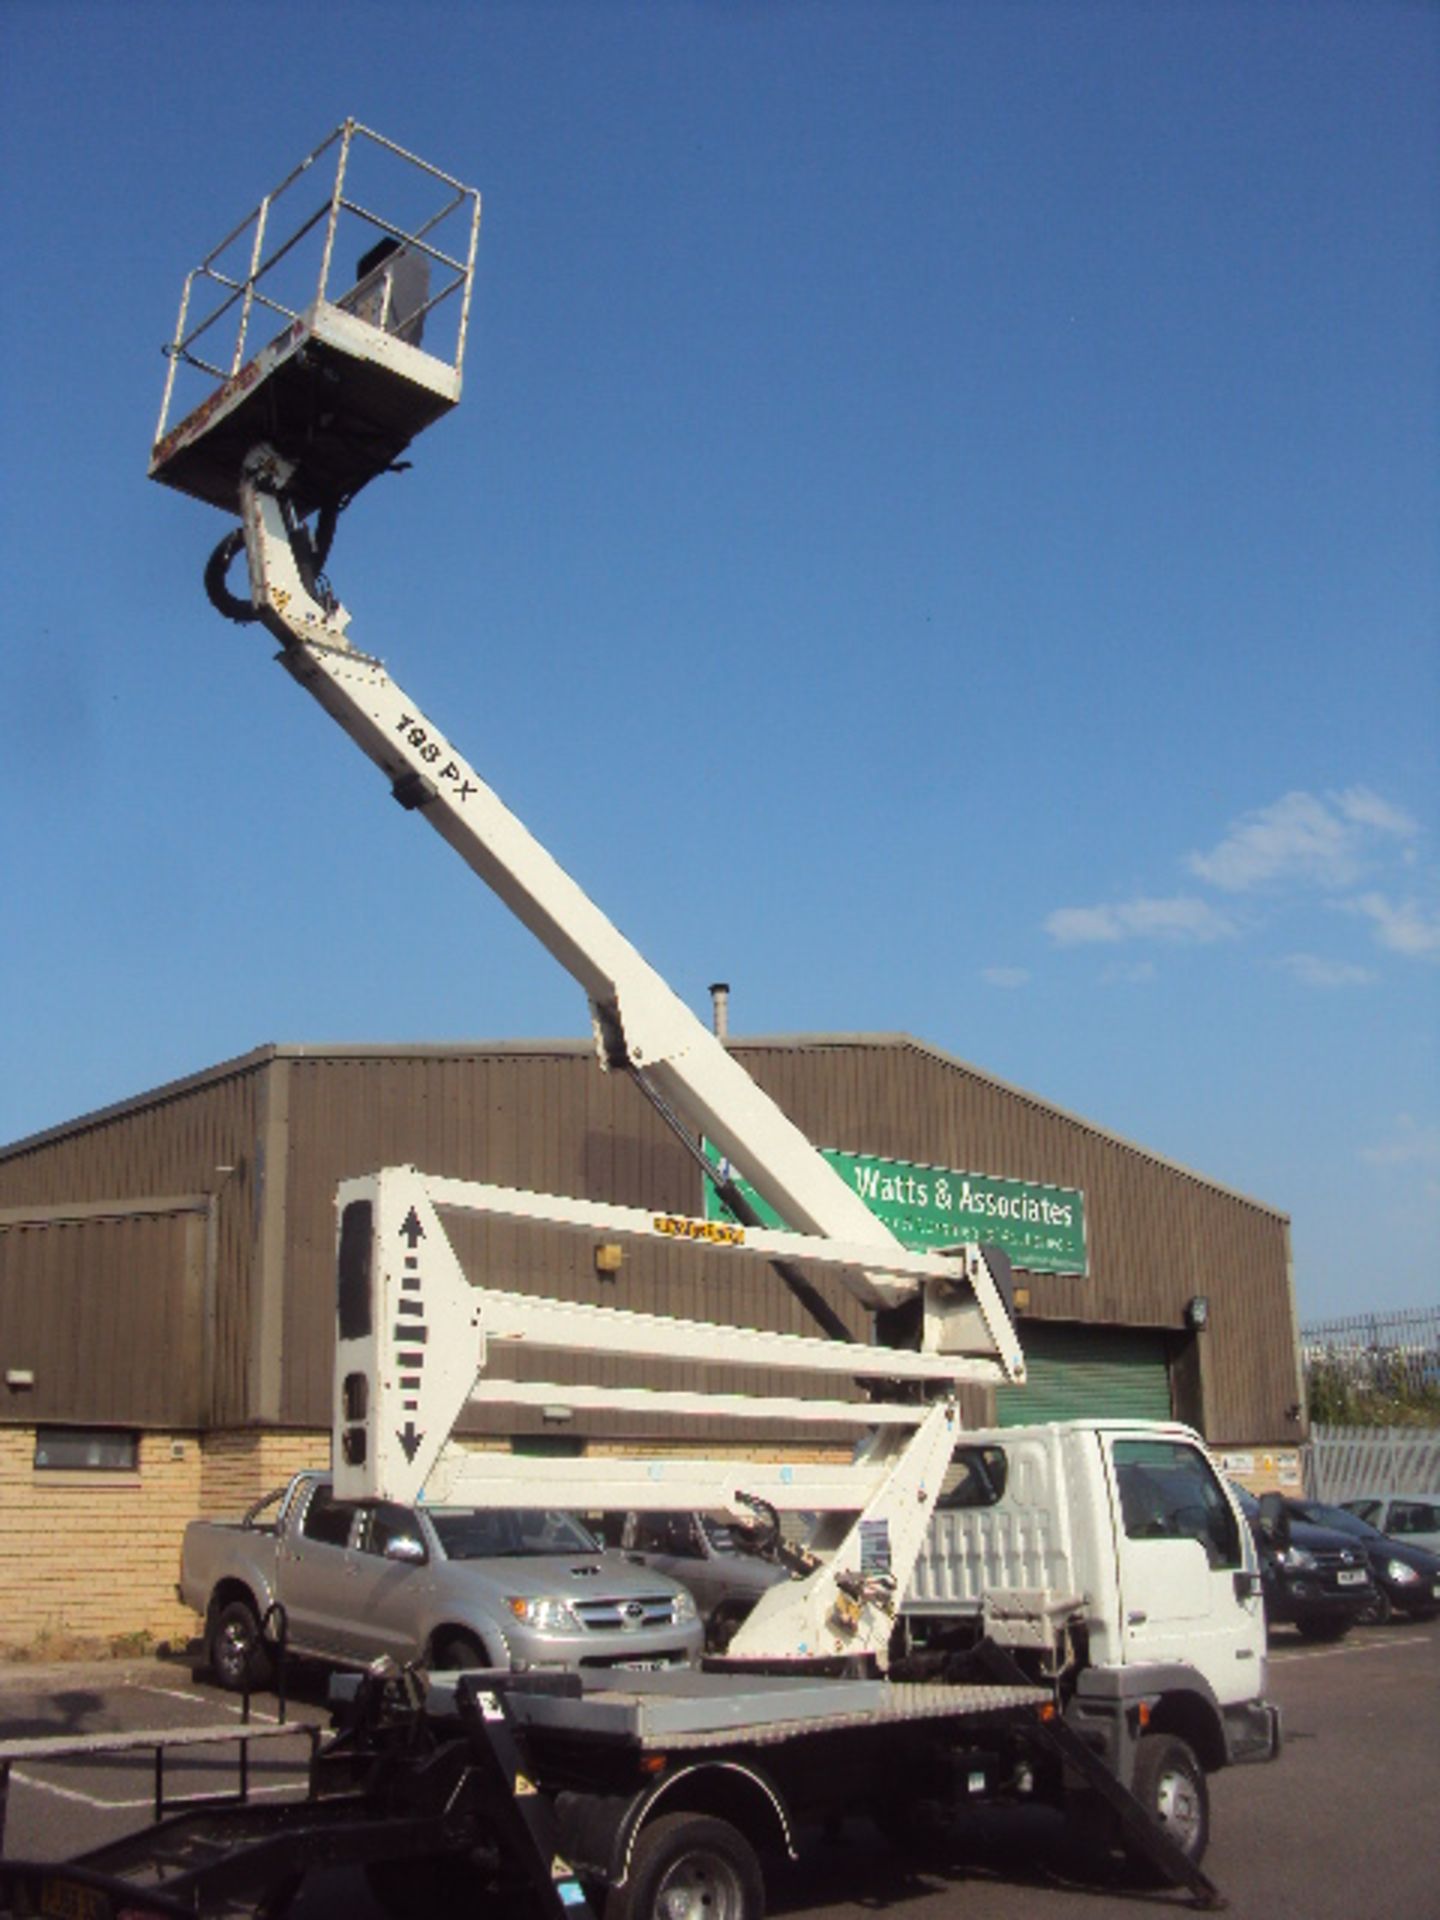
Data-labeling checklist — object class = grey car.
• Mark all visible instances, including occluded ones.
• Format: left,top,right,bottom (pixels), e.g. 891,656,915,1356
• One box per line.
181,1474,704,1688
612,1511,790,1649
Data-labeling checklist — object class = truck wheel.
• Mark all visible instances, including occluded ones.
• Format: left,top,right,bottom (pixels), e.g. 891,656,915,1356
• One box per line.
430,1630,490,1671
1130,1733,1209,1868
610,1812,764,1920
209,1598,273,1693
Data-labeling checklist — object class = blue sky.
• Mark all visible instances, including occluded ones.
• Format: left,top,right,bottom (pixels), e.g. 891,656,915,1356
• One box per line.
1,1,1435,1322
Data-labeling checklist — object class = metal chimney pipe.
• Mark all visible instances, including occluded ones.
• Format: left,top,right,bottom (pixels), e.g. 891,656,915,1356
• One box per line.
708,981,731,1041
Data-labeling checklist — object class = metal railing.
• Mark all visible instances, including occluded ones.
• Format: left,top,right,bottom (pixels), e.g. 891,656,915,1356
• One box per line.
1300,1305,1440,1405
154,119,482,449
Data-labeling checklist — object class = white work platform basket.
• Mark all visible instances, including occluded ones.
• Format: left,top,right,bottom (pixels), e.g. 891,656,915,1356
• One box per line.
149,120,481,518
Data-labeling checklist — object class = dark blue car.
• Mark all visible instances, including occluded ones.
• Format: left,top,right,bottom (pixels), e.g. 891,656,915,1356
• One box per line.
1283,1498,1440,1626
1229,1482,1372,1641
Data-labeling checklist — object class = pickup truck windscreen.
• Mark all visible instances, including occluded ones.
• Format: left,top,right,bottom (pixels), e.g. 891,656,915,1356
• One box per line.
428,1508,601,1558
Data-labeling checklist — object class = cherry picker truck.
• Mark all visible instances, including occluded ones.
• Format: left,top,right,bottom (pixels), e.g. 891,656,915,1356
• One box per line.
0,123,1274,1920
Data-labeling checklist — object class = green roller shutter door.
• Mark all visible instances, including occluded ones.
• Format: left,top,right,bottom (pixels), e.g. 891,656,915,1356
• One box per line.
998,1321,1175,1426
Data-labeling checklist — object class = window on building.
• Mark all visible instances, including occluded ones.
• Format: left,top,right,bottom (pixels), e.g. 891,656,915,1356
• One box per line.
33,1427,139,1472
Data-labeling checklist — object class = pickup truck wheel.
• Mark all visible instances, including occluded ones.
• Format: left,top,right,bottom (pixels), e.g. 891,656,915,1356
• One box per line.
1129,1732,1208,1869
430,1631,490,1671
209,1598,273,1693
609,1812,763,1920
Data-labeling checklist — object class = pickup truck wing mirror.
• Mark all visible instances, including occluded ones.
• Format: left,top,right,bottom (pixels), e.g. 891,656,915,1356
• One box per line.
1257,1492,1291,1551
384,1535,427,1565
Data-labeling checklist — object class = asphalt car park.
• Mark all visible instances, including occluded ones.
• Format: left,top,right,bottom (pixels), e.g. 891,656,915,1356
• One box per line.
2,1618,1437,1919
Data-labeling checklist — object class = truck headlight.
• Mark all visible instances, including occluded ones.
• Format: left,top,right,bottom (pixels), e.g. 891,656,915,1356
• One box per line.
1276,1546,1318,1571
506,1596,582,1632
1386,1560,1420,1585
671,1589,699,1626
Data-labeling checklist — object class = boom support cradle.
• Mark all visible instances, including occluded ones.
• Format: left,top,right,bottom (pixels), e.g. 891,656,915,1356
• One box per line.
335,1165,988,1665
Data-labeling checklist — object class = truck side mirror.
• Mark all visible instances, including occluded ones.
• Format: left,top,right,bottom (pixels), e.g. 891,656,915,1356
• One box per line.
1257,1492,1291,1551
384,1535,426,1565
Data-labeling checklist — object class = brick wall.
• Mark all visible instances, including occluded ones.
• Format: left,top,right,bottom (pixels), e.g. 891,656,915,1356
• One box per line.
0,1426,844,1657
0,1426,325,1655
197,1429,329,1516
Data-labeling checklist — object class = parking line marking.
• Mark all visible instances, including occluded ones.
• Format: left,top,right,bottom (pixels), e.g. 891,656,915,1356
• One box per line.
1270,1633,1431,1663
131,1689,314,1735
8,1769,308,1813
131,1682,235,1709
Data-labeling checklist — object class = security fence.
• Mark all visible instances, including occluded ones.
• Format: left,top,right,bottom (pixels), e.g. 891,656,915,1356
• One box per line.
1304,1425,1440,1503
1300,1305,1440,1424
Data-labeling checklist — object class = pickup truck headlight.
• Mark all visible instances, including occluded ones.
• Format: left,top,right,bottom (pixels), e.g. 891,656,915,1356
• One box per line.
1386,1560,1420,1585
1275,1546,1318,1571
506,1596,582,1632
671,1589,699,1626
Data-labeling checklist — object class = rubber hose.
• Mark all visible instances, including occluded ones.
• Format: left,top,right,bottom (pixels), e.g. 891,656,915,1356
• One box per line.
203,527,260,624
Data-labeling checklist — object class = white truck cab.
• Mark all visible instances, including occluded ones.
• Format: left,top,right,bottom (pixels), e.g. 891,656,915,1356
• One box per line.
906,1419,1274,1779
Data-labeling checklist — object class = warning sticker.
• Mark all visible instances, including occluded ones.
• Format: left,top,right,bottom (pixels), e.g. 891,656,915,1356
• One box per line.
859,1519,892,1577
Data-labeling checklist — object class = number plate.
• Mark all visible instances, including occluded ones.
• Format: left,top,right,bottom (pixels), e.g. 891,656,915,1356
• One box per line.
1336,1568,1366,1586
615,1658,668,1671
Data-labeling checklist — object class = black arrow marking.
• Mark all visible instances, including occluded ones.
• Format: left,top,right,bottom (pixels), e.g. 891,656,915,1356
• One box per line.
400,1208,425,1249
398,1422,423,1463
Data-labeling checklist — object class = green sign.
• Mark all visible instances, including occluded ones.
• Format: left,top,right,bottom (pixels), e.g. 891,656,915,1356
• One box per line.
704,1145,1087,1277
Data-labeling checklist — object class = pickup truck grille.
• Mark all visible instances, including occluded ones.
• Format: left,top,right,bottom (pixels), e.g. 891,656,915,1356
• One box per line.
572,1595,679,1632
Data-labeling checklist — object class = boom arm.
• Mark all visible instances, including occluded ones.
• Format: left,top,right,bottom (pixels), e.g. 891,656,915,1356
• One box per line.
237,444,1023,1369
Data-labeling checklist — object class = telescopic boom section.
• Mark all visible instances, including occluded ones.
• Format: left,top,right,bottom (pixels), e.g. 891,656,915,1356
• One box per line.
237,445,1024,1374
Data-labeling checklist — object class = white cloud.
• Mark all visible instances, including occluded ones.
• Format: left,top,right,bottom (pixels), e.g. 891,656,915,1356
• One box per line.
1279,953,1377,988
1101,960,1157,985
1360,1116,1440,1171
1044,896,1237,947
1187,787,1418,894
981,967,1031,989
1334,787,1420,840
1343,892,1440,959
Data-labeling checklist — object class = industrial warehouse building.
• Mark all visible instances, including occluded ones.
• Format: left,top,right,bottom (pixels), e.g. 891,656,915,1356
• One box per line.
0,1034,1305,1651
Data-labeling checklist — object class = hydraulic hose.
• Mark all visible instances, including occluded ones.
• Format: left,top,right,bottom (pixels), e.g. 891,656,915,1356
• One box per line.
203,527,260,624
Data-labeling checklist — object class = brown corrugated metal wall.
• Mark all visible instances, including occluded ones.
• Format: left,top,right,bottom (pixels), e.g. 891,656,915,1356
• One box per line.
0,1055,267,1427
0,1036,1301,1447
0,1205,207,1425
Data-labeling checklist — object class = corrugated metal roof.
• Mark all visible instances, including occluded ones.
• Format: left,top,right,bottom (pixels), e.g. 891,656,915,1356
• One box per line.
0,1032,1287,1222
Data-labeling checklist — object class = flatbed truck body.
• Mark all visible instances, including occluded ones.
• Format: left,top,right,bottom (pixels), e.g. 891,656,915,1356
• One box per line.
0,1655,1236,1918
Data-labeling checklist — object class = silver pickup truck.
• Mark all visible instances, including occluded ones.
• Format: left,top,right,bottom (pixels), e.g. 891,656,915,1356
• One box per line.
179,1472,703,1690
